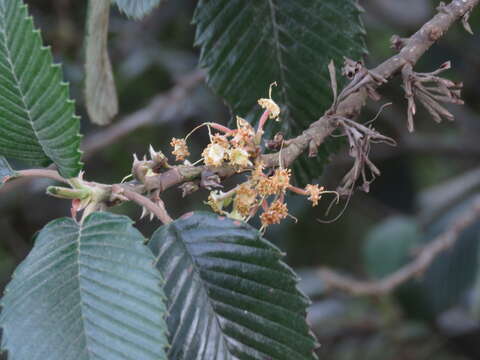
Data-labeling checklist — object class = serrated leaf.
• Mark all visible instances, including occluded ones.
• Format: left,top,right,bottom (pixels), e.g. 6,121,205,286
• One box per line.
0,212,168,360
0,156,16,188
149,211,319,360
112,0,162,19
85,0,118,126
0,0,83,178
193,0,367,183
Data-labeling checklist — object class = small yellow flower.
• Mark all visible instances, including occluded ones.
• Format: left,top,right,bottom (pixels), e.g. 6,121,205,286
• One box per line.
233,183,257,217
251,162,265,180
203,143,227,167
260,200,288,227
206,190,231,214
256,176,276,196
228,147,252,168
170,138,190,161
231,116,255,148
305,184,325,207
271,168,291,193
258,98,281,119
258,82,280,119
211,134,230,148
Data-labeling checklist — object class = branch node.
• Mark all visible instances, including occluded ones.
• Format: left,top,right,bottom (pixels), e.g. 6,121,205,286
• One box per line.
390,35,408,51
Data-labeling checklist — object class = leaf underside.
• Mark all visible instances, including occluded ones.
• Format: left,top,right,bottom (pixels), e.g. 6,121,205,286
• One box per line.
149,211,319,360
112,0,162,19
0,212,168,360
193,0,367,184
85,0,118,126
0,0,82,178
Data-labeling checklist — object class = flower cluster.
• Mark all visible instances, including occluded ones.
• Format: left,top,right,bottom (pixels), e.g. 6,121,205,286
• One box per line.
206,159,329,230
202,117,257,169
167,86,331,230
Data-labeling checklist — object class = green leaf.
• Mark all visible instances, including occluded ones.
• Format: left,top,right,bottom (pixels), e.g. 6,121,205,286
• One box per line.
0,212,168,360
0,0,82,178
363,216,421,279
85,0,118,126
112,0,162,19
417,199,480,316
0,156,16,188
193,0,366,183
470,232,480,321
149,211,319,360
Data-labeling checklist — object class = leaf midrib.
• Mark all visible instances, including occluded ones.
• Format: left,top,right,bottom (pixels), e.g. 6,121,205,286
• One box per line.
0,3,48,160
164,223,233,359
74,220,95,359
266,0,289,120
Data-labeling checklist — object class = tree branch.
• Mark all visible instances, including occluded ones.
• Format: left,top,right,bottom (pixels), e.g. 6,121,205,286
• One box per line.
82,69,205,160
143,0,478,194
0,69,205,196
317,194,480,296
2,0,477,225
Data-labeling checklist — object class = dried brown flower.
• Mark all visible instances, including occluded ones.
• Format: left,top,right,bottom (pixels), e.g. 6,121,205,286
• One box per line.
170,138,190,161
260,200,288,227
271,168,291,193
233,183,257,217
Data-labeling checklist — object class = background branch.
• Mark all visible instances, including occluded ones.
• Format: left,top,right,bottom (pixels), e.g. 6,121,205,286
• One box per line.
318,194,480,295
82,69,205,160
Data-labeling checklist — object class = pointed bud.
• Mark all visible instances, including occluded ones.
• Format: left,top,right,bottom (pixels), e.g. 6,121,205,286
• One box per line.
140,206,148,220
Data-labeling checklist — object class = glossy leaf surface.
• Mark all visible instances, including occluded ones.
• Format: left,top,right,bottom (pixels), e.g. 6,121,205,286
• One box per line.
193,0,367,183
149,212,319,360
0,0,82,178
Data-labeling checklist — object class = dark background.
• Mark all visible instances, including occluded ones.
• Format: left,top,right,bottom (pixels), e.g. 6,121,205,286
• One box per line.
2,1,480,358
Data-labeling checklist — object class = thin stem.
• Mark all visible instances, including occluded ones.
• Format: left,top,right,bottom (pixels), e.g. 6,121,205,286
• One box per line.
112,184,173,224
17,169,68,184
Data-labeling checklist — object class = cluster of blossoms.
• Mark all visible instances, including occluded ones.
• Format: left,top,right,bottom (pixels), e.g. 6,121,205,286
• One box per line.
169,84,331,230
207,161,327,230
201,116,256,169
